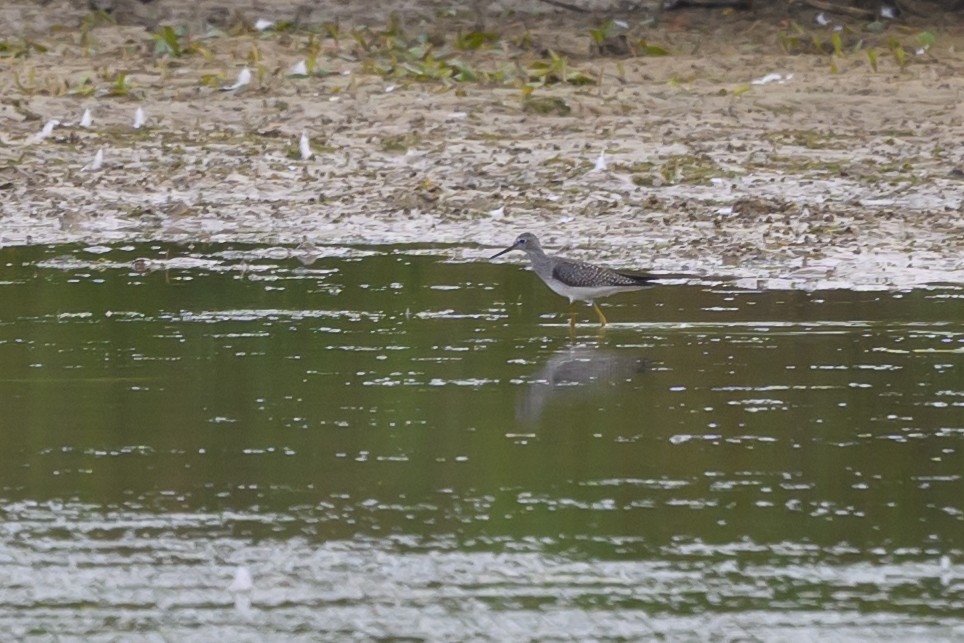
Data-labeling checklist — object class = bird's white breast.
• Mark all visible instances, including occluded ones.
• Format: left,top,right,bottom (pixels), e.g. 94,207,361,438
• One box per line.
547,282,643,303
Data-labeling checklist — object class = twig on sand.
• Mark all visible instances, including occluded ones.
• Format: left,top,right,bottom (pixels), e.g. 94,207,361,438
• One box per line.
790,0,876,18
535,0,590,13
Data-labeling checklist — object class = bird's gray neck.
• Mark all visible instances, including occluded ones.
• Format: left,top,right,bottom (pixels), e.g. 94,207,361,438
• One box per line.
525,249,553,280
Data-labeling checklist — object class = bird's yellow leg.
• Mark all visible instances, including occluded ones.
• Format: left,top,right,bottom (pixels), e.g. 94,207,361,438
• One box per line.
568,301,577,329
593,302,608,327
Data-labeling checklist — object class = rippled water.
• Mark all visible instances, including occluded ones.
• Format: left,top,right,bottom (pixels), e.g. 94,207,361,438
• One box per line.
1,242,962,640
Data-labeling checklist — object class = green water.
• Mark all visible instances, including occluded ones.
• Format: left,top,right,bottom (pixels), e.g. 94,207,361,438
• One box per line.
1,242,961,640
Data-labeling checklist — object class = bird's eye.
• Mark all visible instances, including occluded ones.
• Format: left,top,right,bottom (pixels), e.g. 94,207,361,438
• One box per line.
519,239,527,245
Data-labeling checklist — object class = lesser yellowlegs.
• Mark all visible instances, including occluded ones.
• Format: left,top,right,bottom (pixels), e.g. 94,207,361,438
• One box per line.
491,232,653,327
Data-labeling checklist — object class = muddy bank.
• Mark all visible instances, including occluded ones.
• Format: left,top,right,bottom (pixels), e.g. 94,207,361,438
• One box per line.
1,0,963,289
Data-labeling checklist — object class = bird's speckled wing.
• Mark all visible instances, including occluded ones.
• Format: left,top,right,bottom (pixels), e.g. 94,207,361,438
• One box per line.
550,257,652,288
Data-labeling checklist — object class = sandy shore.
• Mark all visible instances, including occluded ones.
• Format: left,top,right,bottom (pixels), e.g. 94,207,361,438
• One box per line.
1,0,963,289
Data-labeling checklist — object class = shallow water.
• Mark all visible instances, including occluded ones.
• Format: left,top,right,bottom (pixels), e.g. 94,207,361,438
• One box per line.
1,242,962,641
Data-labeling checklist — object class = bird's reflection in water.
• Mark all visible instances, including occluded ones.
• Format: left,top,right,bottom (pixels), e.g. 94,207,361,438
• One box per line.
517,344,649,424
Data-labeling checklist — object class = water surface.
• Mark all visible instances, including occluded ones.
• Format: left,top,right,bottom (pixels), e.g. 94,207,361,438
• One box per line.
1,242,962,640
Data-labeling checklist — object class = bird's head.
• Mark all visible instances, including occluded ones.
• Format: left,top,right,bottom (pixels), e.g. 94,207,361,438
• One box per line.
490,232,541,259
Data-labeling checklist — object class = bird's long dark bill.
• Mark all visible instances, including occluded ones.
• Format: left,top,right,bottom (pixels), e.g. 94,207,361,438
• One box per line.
490,246,514,259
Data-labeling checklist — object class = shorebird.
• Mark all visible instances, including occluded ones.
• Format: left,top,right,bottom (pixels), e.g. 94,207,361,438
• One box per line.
490,232,654,328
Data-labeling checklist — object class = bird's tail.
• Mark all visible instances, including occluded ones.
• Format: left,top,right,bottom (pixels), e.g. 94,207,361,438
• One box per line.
616,271,656,285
